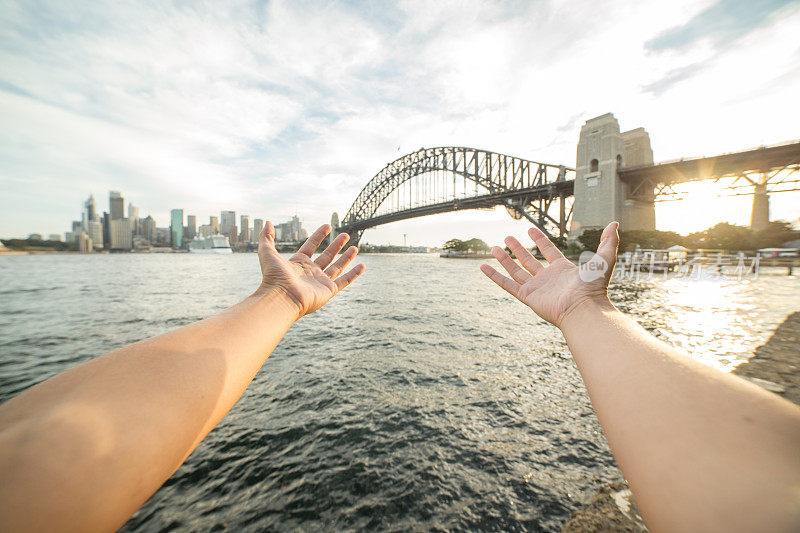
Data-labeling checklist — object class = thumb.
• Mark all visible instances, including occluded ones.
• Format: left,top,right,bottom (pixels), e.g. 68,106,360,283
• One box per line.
596,221,619,268
259,221,278,252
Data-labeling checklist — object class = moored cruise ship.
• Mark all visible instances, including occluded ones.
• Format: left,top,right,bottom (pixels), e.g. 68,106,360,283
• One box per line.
189,235,233,254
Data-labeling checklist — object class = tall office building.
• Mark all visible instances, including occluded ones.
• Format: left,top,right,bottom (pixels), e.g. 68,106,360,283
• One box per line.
186,215,197,240
170,209,184,249
275,215,307,242
240,215,250,243
87,220,103,249
141,215,157,243
109,219,132,250
102,212,111,248
128,204,140,234
83,194,97,227
82,194,103,248
109,191,124,220
220,211,236,237
210,216,219,234
253,219,264,241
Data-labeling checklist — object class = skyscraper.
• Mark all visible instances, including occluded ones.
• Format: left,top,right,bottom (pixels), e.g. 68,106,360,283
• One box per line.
220,211,236,237
186,215,197,240
109,191,124,220
109,219,132,250
128,204,140,235
240,215,250,243
253,219,264,241
83,194,96,225
141,215,157,243
86,220,103,249
102,212,111,248
210,216,219,234
170,209,184,249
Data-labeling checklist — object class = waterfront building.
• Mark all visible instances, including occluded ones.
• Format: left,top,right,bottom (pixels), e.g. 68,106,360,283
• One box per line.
109,218,132,250
84,194,97,222
253,219,264,241
102,212,111,248
156,227,170,246
170,209,184,249
186,215,197,240
210,216,219,234
228,225,238,247
240,215,250,243
275,215,307,243
128,204,140,235
109,191,124,220
48,234,61,241
198,224,215,237
87,220,104,250
77,232,93,252
220,211,236,237
28,233,43,240
71,221,82,241
141,215,157,243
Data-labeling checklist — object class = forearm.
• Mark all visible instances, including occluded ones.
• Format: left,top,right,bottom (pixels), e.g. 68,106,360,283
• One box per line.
560,299,800,532
0,287,298,532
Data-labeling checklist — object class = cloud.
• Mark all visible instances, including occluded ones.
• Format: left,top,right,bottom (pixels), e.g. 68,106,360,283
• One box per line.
641,63,707,96
645,0,800,52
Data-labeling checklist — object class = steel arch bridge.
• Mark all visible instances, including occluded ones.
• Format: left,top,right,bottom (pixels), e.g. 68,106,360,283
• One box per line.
336,146,575,245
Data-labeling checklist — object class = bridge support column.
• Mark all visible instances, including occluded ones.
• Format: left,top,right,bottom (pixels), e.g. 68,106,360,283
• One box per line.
750,180,770,231
569,113,655,238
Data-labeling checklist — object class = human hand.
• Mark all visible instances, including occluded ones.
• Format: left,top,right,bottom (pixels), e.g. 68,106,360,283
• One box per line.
256,222,365,318
480,222,619,328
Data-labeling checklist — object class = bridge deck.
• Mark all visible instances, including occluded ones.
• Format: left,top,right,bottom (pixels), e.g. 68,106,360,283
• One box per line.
618,140,800,185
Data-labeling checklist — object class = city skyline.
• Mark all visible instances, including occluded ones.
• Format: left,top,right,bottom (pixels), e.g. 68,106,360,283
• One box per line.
55,188,309,251
2,1,800,246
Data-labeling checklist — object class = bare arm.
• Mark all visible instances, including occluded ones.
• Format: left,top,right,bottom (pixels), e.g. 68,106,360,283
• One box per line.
481,222,800,532
0,222,365,532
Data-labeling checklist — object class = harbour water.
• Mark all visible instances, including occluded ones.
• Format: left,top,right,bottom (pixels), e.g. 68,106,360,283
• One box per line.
1,254,798,531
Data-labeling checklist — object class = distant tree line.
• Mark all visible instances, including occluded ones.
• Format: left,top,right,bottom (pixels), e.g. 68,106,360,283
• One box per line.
1,238,75,252
442,238,490,253
576,221,799,253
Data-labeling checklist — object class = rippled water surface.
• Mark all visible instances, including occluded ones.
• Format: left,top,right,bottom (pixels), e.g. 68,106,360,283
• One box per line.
1,253,798,531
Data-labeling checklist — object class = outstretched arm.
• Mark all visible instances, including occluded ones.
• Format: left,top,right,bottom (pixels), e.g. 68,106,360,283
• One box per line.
0,222,364,532
481,223,800,532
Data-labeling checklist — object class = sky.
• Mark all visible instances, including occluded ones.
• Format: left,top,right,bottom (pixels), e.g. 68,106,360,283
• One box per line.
1,0,799,246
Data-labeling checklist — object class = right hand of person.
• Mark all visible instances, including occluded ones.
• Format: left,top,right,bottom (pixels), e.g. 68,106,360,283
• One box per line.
480,222,619,328
256,222,365,318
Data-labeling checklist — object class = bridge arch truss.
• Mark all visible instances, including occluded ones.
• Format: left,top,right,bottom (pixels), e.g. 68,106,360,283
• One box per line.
337,147,575,244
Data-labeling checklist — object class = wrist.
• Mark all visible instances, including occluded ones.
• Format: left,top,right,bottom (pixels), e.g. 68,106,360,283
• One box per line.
250,284,303,322
558,295,617,334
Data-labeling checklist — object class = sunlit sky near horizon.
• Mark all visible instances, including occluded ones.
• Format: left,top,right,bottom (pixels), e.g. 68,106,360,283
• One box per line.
2,0,800,246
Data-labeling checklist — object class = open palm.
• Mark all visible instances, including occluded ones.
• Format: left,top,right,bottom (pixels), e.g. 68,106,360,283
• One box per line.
480,222,619,327
258,222,365,317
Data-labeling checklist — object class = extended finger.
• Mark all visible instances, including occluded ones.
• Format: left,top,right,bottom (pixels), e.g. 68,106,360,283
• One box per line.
528,227,565,264
259,221,279,253
491,246,531,284
314,233,350,269
479,264,521,299
297,224,332,258
596,221,620,268
325,246,358,279
504,236,543,276
334,263,366,292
